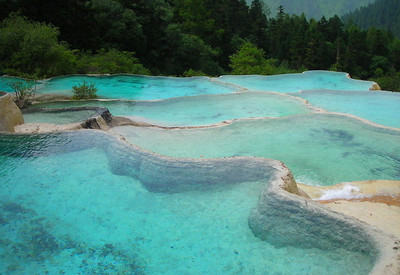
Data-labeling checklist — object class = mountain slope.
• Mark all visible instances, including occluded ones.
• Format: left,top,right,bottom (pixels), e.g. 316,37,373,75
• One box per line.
246,0,376,19
342,0,400,37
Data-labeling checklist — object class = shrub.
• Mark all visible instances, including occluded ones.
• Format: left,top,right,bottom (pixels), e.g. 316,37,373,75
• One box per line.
183,69,207,77
72,81,98,99
7,79,36,108
371,73,400,92
76,49,151,75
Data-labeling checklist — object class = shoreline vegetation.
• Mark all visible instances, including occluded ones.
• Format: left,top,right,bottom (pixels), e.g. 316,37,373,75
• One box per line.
0,1,399,91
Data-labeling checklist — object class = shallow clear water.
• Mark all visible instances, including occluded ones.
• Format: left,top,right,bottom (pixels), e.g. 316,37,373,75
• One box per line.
23,110,96,124
1,71,375,100
216,71,375,93
112,113,400,186
34,75,238,100
29,92,312,126
295,90,400,129
0,131,375,274
0,76,38,93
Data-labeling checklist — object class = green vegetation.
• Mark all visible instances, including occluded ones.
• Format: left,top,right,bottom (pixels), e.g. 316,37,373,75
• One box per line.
76,49,151,75
0,14,75,78
7,79,36,108
343,0,400,38
246,0,375,19
72,81,98,99
0,1,399,91
371,73,400,92
183,69,207,77
0,14,149,79
229,42,296,75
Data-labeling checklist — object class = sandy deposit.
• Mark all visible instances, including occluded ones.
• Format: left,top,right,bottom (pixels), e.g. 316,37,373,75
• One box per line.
298,180,400,239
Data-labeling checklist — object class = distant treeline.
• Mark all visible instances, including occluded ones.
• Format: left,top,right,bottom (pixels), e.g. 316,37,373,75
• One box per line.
0,0,399,91
343,0,400,38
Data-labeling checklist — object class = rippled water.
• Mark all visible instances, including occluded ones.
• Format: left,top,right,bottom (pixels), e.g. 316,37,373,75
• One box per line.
23,110,97,124
0,132,376,274
1,71,397,274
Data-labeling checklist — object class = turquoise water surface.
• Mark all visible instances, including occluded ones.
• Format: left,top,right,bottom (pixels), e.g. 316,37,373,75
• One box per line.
0,131,375,274
112,113,400,186
1,71,375,100
295,90,400,129
27,92,313,126
2,71,398,274
216,71,375,93
23,109,97,124
0,76,38,93
37,75,237,100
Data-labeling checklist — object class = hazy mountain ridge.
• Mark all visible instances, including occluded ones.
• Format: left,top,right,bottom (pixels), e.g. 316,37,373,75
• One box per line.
342,0,400,37
247,0,376,19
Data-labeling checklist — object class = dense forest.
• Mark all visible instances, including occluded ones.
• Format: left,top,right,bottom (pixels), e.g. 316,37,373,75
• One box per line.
343,0,400,37
249,0,375,19
0,0,399,91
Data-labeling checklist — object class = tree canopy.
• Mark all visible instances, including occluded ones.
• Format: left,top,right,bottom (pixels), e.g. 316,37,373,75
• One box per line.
0,0,399,91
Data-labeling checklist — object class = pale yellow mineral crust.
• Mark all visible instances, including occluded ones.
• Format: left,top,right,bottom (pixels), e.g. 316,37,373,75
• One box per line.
298,180,400,245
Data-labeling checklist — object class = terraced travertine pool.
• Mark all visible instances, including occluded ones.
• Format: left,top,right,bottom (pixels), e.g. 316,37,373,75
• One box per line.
111,113,400,186
0,71,399,274
294,89,400,129
26,92,314,126
0,71,376,99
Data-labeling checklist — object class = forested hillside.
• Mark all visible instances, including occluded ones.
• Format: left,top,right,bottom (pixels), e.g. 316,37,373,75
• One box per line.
246,0,375,18
0,0,399,91
343,0,400,37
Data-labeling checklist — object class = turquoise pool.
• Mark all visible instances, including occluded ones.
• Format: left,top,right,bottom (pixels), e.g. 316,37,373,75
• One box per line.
1,71,375,100
0,131,376,274
28,92,313,126
216,71,375,93
38,75,237,100
0,76,38,93
295,89,400,129
1,71,398,274
112,113,400,186
23,109,97,125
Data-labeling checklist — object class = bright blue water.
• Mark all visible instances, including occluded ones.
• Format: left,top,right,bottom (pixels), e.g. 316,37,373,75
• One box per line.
35,75,238,100
1,71,397,273
0,131,375,274
1,71,375,100
28,92,313,126
295,90,400,129
216,71,375,93
0,76,38,93
112,113,400,186
23,110,97,124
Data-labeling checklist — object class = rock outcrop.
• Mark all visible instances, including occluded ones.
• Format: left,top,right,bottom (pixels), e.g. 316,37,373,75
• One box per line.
0,92,24,132
15,107,115,133
370,83,382,90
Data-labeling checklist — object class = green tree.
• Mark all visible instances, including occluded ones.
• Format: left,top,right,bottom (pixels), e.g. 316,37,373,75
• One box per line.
343,25,370,77
249,0,269,49
164,29,223,76
0,14,76,78
76,49,150,75
86,0,144,52
229,42,274,74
